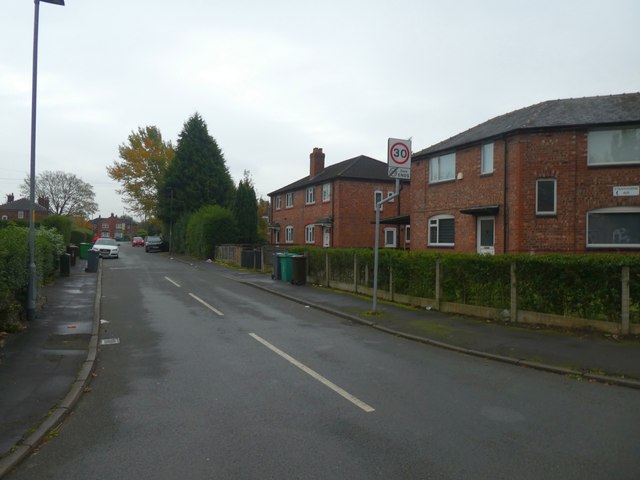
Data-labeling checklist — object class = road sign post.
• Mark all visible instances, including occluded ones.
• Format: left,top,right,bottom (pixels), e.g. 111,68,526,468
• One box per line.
372,138,412,312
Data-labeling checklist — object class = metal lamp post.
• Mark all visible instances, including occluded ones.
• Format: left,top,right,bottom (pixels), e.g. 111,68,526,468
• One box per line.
27,0,65,321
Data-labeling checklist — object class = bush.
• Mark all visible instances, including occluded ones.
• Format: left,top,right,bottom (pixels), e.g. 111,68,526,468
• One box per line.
186,205,237,259
41,215,72,245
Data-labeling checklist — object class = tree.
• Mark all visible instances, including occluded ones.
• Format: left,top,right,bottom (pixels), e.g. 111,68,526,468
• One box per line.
157,113,235,224
107,126,174,219
20,171,98,217
234,170,258,244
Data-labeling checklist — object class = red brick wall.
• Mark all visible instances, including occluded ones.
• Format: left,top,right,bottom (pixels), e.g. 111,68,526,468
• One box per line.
270,179,410,248
412,129,640,254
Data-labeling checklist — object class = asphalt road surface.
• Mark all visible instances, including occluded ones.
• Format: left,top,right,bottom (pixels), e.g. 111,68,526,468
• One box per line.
7,245,640,479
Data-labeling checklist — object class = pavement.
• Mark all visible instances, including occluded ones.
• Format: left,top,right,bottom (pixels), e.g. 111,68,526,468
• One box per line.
1,255,640,477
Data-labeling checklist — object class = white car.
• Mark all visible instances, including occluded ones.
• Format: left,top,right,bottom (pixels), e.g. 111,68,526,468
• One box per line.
91,238,119,259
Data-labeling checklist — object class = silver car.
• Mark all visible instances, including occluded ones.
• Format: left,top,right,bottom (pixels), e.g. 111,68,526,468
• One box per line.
91,238,119,259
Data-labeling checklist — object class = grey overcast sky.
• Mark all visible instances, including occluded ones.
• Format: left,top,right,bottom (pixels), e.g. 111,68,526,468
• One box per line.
1,0,639,219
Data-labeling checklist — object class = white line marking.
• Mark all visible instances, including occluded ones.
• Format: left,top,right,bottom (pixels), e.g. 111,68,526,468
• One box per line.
189,293,224,316
249,333,375,413
164,276,181,288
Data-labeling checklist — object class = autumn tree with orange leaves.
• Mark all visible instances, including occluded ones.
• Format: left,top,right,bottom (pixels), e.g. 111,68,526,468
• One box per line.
107,126,174,219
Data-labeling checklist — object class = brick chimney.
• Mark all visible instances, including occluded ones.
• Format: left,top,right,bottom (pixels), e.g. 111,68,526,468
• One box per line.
37,197,50,210
309,147,325,178
7,193,14,203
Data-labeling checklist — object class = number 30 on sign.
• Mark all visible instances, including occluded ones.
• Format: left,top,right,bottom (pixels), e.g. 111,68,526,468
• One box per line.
387,138,411,179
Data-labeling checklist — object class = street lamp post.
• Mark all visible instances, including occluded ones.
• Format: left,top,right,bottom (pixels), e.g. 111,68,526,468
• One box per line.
27,0,65,321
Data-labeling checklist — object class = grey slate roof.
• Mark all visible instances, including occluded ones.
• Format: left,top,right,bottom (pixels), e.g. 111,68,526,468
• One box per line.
268,155,395,195
0,198,48,211
414,92,640,159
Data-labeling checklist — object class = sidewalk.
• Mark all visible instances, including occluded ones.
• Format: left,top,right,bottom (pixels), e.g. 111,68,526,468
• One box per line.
0,264,100,477
1,256,639,476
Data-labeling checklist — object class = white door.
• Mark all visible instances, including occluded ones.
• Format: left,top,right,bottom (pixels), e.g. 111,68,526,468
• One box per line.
323,228,331,247
477,217,495,255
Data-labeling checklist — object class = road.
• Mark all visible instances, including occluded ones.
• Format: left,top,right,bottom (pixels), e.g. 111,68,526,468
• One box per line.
7,244,640,479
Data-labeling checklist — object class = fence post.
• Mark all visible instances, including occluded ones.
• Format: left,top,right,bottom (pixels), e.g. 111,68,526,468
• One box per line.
621,266,630,335
354,254,358,293
325,253,330,287
510,262,517,323
435,259,442,310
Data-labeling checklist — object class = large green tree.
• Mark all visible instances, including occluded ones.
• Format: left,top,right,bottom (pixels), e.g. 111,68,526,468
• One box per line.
234,171,258,244
20,170,98,217
158,113,235,224
107,126,174,219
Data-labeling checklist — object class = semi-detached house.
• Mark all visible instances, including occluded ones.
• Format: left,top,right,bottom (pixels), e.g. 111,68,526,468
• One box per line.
410,93,640,254
268,148,410,249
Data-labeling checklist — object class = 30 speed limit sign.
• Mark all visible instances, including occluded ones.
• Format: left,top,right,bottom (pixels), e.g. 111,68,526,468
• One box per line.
387,138,411,179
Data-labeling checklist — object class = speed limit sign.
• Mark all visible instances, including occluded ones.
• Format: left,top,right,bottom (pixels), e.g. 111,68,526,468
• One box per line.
387,138,411,179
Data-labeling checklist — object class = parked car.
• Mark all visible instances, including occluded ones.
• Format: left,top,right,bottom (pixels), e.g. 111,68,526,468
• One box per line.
145,236,163,252
132,236,144,247
91,238,119,259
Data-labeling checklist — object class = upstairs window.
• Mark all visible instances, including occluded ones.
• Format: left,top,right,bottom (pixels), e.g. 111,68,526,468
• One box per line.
306,187,315,205
429,153,456,183
275,195,282,210
322,183,331,202
588,127,640,166
285,192,294,208
428,215,455,247
536,178,556,216
481,142,494,174
374,190,384,211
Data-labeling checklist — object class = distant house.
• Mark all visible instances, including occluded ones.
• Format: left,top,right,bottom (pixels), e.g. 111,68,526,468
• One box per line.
268,148,411,249
91,213,137,240
410,93,640,254
0,194,49,222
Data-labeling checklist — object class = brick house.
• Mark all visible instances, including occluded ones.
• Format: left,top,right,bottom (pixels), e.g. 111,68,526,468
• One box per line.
268,148,410,249
91,213,137,240
0,194,49,222
410,93,640,254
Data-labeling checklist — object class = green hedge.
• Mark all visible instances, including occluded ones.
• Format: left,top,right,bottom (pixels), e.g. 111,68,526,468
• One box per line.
290,247,640,323
0,225,65,324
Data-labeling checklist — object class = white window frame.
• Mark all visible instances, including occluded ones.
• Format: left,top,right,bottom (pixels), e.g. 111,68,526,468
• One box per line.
429,153,456,183
387,191,395,203
586,207,640,249
428,215,455,247
285,225,294,243
1,215,7,221
481,142,494,174
305,186,315,205
374,190,384,211
384,227,397,248
536,178,557,216
322,183,331,202
18,211,24,219
405,225,411,243
275,195,282,210
305,225,315,244
588,127,640,166
274,229,280,244
285,192,293,208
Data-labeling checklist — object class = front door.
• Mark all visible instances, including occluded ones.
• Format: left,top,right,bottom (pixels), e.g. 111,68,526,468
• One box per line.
477,217,495,255
323,227,331,248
